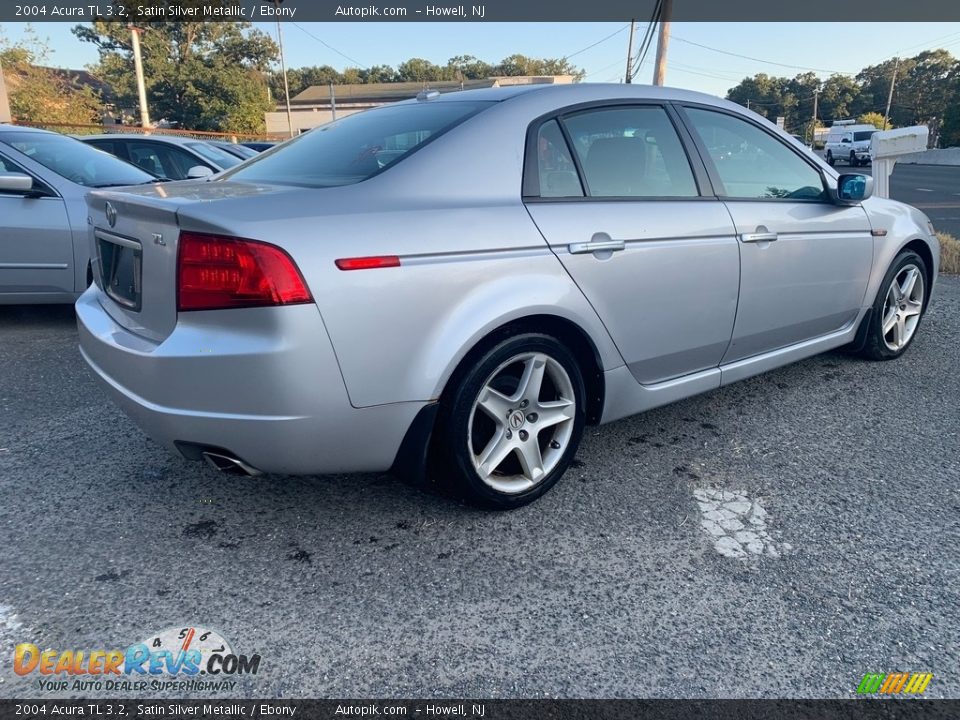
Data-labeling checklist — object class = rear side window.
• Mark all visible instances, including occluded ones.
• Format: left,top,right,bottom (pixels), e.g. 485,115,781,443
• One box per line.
224,101,493,188
560,106,698,198
536,120,583,198
853,131,876,142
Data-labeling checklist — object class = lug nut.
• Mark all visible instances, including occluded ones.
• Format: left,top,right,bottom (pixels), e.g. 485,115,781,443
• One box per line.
519,430,529,441
506,430,513,439
527,412,538,423
519,399,529,408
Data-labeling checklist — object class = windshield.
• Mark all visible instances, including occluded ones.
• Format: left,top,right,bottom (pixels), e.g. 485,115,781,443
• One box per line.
854,131,877,142
185,142,244,168
223,101,493,188
0,131,154,187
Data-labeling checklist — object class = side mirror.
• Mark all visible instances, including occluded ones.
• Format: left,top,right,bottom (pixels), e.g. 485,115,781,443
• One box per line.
0,172,34,193
835,173,874,203
186,165,214,179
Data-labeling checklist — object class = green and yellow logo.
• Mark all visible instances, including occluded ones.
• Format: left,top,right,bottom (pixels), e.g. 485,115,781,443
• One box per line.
857,672,933,695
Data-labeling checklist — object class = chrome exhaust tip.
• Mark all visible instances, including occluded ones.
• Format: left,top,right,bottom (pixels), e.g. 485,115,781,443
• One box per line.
202,451,262,477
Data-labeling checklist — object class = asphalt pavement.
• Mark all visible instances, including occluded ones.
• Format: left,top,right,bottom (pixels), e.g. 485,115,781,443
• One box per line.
1,278,958,700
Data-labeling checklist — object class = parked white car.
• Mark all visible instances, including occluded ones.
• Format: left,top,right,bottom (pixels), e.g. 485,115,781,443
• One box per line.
824,122,878,167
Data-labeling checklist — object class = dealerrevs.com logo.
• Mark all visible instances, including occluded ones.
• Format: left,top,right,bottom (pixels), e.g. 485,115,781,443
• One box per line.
13,626,261,693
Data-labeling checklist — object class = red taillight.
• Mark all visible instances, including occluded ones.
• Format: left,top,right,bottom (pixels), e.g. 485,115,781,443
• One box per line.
177,231,312,311
335,255,401,271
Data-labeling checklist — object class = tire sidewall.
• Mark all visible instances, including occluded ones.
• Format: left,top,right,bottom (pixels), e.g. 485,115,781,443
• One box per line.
438,333,587,509
863,250,928,360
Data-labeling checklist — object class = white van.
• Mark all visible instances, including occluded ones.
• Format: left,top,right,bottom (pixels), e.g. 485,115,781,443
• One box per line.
824,122,878,167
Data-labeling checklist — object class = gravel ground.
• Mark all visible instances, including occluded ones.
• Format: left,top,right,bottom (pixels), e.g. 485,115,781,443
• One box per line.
1,276,958,700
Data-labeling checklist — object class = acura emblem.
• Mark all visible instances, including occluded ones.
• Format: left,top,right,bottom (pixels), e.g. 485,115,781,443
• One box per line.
105,201,117,228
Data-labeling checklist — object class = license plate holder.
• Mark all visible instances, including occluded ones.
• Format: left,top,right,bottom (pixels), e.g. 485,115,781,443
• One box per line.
96,232,142,312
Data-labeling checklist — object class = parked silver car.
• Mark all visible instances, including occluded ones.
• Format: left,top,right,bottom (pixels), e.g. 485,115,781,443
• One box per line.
0,125,154,303
77,84,939,508
80,134,244,180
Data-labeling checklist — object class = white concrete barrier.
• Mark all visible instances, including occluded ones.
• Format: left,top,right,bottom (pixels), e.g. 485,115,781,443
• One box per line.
870,126,930,198
898,147,960,165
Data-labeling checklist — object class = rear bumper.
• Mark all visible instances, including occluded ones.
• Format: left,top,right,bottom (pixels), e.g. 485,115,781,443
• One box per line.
75,287,424,475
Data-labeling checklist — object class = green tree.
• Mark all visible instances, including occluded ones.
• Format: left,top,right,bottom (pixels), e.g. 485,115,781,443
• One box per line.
726,73,787,118
0,26,102,126
73,9,277,132
818,74,860,123
857,112,889,129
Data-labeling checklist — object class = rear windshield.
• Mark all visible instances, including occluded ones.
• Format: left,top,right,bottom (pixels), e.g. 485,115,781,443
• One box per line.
223,101,493,188
853,131,877,142
186,142,243,168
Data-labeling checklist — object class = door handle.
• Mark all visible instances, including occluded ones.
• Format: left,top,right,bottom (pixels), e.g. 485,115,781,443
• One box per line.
568,239,626,254
740,232,778,243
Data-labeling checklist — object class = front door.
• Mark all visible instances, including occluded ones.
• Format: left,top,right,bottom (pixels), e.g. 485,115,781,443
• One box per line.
0,151,73,296
679,106,873,363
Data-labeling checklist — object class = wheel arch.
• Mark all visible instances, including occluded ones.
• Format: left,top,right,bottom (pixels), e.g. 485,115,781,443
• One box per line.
437,314,607,426
902,238,936,310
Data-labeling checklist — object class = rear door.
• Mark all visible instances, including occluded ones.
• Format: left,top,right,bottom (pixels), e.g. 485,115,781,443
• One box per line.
524,103,739,385
0,150,73,295
678,105,872,362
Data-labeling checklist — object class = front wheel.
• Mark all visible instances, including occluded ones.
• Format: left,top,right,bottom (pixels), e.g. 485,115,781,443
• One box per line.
856,250,928,360
826,150,835,166
435,333,586,509
850,151,859,167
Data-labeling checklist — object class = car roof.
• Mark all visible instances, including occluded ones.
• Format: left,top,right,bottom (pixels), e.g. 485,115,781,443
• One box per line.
80,133,205,146
0,123,53,134
423,82,735,107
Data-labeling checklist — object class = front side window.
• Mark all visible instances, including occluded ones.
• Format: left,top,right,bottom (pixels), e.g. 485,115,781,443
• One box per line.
684,108,826,201
560,106,698,199
224,101,493,188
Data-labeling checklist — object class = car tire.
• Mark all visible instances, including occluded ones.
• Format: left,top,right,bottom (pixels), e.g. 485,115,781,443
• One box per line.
850,151,858,167
434,332,586,509
826,150,835,166
856,250,928,361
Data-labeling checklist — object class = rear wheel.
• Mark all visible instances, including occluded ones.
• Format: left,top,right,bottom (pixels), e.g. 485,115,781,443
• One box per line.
856,250,928,360
435,333,586,509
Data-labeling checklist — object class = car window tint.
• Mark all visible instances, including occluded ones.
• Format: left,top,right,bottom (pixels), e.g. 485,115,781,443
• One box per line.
224,101,493,188
685,108,826,201
560,106,697,198
536,120,582,198
127,143,198,180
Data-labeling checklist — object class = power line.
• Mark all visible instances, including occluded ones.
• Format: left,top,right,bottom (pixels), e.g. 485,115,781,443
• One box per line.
672,36,855,75
632,0,662,75
563,23,631,61
291,22,365,67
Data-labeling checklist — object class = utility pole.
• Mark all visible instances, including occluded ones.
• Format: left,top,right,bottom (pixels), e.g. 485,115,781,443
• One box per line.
653,0,671,86
128,26,150,128
811,87,819,148
624,19,636,84
883,57,899,131
329,82,337,122
746,99,751,110
0,60,11,123
274,0,294,138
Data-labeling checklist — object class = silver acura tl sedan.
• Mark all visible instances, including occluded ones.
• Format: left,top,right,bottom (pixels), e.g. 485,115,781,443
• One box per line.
76,84,939,508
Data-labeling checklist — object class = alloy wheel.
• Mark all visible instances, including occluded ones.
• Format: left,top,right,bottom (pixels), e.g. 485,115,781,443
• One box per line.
881,264,924,351
467,352,576,494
